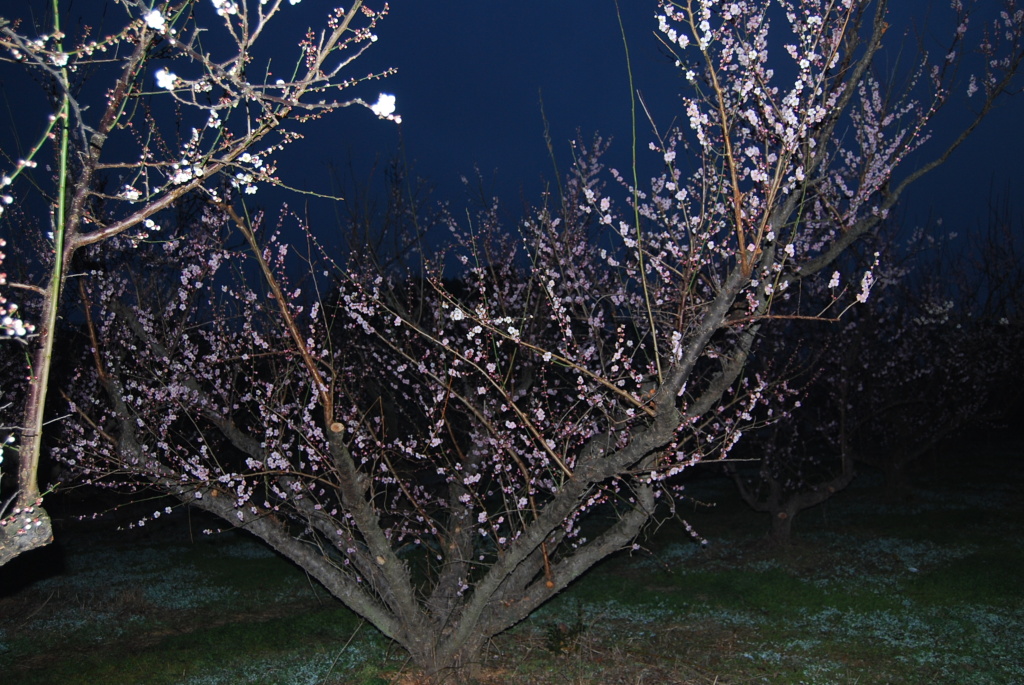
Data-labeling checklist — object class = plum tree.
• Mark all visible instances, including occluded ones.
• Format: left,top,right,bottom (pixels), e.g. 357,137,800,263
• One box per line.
8,0,1024,681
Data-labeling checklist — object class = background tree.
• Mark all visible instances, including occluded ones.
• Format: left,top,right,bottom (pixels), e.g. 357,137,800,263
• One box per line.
0,0,395,565
48,0,1024,682
730,208,1024,545
849,216,1024,497
726,335,857,547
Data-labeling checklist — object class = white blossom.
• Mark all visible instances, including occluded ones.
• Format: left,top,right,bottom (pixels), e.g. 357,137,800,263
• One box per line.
856,270,875,303
144,10,166,32
155,68,177,90
369,93,401,123
211,0,239,16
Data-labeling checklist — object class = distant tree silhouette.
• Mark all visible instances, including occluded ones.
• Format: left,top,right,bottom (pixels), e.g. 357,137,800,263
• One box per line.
731,213,1024,545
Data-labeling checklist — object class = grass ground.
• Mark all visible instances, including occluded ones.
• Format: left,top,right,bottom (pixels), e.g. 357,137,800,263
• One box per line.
1,440,1021,684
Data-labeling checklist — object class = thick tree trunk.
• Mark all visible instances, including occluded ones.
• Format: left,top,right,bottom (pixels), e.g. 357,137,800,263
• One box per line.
731,450,855,548
410,633,490,684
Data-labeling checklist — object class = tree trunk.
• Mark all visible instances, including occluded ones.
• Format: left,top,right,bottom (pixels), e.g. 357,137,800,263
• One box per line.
410,633,490,684
0,505,53,566
767,509,795,548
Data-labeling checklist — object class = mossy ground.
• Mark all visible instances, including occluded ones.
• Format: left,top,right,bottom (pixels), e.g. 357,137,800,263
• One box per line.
2,440,1021,684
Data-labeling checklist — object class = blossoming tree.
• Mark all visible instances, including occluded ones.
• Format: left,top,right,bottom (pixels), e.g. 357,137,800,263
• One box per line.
50,0,1024,681
0,0,396,565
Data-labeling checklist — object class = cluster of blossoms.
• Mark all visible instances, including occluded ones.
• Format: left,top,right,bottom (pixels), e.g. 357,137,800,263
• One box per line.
0,240,34,338
369,93,399,120
0,301,31,338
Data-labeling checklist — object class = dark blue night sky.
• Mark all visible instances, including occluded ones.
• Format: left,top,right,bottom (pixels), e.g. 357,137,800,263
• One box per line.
283,1,1024,244
2,2,1019,247
281,1,677,228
